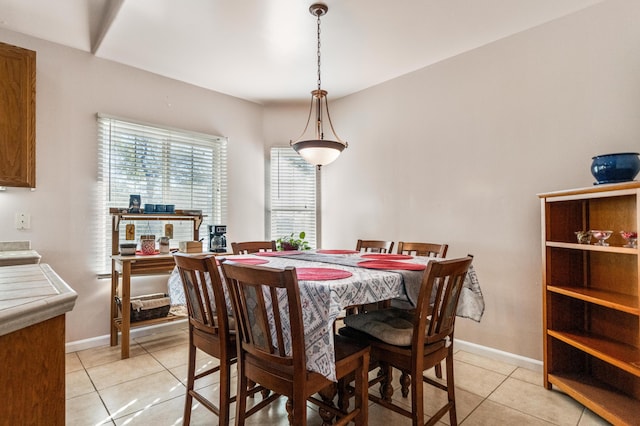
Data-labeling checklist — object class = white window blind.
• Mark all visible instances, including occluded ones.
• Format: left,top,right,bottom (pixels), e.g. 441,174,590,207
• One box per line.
97,114,227,274
270,147,317,248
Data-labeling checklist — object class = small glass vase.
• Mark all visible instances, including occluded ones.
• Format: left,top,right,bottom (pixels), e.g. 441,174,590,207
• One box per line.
590,230,612,246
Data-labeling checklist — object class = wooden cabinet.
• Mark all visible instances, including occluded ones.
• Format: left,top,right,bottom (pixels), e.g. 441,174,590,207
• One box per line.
110,210,204,358
539,182,640,425
1,316,65,424
0,42,36,188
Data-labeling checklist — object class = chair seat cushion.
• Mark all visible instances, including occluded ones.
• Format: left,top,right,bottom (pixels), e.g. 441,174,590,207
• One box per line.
343,308,415,346
213,315,236,331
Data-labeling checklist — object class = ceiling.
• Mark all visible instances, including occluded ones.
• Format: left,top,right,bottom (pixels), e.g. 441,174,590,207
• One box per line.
0,0,603,104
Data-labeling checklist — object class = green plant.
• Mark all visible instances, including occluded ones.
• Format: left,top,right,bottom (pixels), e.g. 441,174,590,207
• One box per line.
276,231,311,251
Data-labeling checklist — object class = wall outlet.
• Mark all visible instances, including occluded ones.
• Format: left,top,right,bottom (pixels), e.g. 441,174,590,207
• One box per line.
15,212,31,230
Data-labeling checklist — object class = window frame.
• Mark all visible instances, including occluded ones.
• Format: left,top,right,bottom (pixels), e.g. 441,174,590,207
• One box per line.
268,147,319,249
96,114,227,275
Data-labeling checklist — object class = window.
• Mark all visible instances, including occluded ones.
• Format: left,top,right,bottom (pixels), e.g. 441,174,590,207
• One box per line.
96,114,227,274
269,147,317,248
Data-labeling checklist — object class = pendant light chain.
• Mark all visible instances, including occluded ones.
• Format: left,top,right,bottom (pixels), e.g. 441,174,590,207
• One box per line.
316,11,322,91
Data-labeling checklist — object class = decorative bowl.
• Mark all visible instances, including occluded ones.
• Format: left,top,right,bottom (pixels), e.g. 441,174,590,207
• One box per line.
119,243,137,255
590,230,613,246
620,231,638,248
591,152,640,185
574,231,592,244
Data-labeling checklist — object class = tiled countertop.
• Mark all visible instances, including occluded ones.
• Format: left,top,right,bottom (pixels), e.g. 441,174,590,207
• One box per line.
0,250,42,266
0,264,77,337
0,240,41,266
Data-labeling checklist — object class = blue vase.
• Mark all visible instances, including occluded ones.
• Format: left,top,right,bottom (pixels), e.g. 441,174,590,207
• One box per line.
591,152,640,185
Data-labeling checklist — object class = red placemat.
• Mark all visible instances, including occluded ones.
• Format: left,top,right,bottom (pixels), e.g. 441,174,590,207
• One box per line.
254,250,302,257
227,257,269,265
296,267,353,281
317,249,359,254
135,250,160,255
357,260,426,271
361,253,414,260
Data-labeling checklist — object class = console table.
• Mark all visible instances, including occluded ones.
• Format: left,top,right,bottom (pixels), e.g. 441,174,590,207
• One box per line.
109,210,204,359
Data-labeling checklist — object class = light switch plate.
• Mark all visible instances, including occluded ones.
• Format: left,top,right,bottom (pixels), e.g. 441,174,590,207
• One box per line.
15,212,30,230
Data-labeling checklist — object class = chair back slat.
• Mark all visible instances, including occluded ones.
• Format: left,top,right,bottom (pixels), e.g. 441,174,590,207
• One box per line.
356,239,394,253
414,257,472,347
231,241,277,255
222,262,305,369
397,241,448,258
269,286,288,357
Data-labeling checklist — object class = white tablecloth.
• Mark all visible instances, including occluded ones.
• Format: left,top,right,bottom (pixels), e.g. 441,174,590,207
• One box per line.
167,252,484,381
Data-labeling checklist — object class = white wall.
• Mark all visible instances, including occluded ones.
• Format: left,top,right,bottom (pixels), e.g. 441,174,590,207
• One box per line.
0,30,266,342
2,0,638,361
266,0,640,360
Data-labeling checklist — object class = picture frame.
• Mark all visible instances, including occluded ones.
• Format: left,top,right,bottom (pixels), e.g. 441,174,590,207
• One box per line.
129,194,141,213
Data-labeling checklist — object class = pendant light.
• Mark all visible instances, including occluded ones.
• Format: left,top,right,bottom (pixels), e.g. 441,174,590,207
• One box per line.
290,3,347,169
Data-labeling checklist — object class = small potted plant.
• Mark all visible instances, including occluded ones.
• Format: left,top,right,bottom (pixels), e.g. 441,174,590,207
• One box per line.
277,232,311,251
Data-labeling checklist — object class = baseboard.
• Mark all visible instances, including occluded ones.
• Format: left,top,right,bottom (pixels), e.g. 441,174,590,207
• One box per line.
65,319,187,353
66,322,543,373
455,338,543,372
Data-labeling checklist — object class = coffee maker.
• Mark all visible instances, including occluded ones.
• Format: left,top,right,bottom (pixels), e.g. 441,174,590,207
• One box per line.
208,225,227,253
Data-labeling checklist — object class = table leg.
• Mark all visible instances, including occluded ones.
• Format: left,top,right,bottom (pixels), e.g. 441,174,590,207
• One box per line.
318,383,337,425
110,260,119,347
378,363,394,402
121,260,131,359
400,370,411,398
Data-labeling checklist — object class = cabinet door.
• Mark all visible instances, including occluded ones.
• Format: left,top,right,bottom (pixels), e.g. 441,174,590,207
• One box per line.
0,42,36,188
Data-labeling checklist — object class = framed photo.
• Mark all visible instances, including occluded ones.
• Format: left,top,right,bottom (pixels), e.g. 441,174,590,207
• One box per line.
129,194,141,213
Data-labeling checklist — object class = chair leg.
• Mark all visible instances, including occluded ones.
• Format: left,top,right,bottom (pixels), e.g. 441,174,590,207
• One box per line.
446,354,457,426
355,352,369,426
218,360,231,426
435,362,443,379
235,363,249,426
183,336,197,426
410,366,425,426
286,397,308,426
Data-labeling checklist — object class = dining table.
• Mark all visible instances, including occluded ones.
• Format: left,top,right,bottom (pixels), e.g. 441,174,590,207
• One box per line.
167,249,484,383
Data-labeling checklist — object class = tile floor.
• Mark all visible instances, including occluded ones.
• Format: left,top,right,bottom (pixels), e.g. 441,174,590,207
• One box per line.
65,326,611,425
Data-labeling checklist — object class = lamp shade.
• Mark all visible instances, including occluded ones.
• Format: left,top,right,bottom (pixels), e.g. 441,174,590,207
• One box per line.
292,139,346,167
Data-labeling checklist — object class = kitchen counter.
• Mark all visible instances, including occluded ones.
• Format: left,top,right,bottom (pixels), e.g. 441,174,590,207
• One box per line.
0,263,77,336
0,240,41,266
0,263,77,425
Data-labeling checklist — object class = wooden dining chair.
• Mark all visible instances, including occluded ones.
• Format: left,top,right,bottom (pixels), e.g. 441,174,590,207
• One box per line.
231,240,277,255
220,261,371,426
395,241,449,378
173,253,238,426
339,256,473,426
397,241,448,258
355,239,394,254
